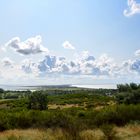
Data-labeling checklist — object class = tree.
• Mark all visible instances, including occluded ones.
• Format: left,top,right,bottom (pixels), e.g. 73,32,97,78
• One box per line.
0,88,4,99
117,84,131,92
130,83,138,90
116,90,140,104
28,91,48,110
0,88,4,94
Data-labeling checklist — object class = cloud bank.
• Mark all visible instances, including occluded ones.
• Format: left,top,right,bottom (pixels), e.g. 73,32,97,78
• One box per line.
1,35,140,84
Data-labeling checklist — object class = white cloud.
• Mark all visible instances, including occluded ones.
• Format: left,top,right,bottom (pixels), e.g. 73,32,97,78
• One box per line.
21,59,39,74
1,57,14,67
6,35,49,55
135,49,140,56
76,51,95,62
34,53,113,76
0,52,139,84
130,59,140,73
1,36,140,84
37,55,57,75
124,0,140,17
62,41,75,50
0,46,6,52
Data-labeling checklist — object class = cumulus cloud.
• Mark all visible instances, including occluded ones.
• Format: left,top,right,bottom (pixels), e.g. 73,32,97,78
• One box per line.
1,39,140,84
1,51,140,79
34,53,115,76
76,51,95,62
130,59,140,73
38,55,57,73
1,57,14,67
21,59,38,74
135,49,140,56
124,0,140,17
62,41,75,50
6,35,49,55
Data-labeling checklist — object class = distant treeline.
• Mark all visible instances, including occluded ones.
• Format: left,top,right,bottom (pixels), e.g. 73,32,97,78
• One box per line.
117,83,140,92
116,83,140,104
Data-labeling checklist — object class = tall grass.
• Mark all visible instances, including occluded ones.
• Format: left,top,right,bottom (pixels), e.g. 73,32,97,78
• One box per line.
0,124,140,140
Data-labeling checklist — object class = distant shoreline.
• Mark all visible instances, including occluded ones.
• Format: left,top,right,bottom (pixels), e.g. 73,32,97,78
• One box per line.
72,84,117,89
0,84,117,90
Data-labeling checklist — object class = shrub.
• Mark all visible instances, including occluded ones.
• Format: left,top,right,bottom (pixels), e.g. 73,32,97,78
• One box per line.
28,91,48,110
100,124,116,140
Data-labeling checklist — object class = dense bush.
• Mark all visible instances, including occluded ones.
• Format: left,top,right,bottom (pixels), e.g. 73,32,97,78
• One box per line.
117,83,140,92
0,104,139,131
116,90,140,104
0,88,4,93
28,91,48,110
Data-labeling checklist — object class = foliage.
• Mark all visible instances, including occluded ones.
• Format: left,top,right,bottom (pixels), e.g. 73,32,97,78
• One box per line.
0,104,139,132
116,90,140,104
0,88,4,93
28,91,48,110
0,85,139,136
117,83,139,92
48,92,113,106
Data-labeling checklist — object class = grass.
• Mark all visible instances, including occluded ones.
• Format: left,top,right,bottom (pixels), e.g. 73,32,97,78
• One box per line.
0,129,46,140
115,124,140,140
0,124,140,140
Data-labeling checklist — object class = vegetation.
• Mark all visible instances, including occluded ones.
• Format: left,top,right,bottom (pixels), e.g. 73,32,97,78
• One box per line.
0,124,139,140
0,83,139,139
116,83,140,104
28,90,48,110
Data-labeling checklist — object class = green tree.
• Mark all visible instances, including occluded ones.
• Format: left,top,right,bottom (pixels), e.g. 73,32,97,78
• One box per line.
117,84,131,92
0,88,4,94
116,90,140,104
130,83,138,90
28,91,48,110
0,88,4,99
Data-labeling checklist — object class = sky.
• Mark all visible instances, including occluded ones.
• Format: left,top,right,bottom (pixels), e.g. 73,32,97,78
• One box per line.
0,0,140,85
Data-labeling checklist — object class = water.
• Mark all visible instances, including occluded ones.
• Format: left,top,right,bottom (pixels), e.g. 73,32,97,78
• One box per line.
72,84,117,89
0,84,117,91
0,85,37,91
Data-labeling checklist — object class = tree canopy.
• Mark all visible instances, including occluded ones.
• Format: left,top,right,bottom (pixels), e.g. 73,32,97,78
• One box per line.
28,91,48,110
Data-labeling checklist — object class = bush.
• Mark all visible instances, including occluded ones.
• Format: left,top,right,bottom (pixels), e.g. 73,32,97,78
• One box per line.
100,124,116,140
116,90,140,104
28,91,48,110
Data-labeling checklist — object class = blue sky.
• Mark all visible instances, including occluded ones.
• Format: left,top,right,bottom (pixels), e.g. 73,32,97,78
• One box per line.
0,0,140,85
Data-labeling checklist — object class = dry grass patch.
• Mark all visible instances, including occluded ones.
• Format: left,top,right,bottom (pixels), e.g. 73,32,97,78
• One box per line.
115,124,140,140
48,104,80,109
0,129,45,140
0,128,71,140
80,129,104,140
0,125,140,140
